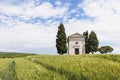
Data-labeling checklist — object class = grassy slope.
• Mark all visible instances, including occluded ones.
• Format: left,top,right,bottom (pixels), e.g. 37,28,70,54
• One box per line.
27,55,120,80
0,54,120,80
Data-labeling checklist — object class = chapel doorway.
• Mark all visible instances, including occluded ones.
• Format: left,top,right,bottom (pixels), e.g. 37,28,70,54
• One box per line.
75,48,79,54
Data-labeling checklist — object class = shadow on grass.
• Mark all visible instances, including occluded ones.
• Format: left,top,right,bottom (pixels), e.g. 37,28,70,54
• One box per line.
28,59,89,80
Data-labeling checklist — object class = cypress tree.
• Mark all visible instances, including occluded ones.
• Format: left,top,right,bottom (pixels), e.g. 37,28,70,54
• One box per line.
56,23,67,55
83,30,90,54
88,31,99,54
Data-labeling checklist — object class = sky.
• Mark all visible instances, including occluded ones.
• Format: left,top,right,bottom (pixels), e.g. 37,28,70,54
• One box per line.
0,0,120,54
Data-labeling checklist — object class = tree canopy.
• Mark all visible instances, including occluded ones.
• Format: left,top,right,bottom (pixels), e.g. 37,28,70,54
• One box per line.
88,31,99,54
83,30,90,54
99,46,113,54
56,23,67,55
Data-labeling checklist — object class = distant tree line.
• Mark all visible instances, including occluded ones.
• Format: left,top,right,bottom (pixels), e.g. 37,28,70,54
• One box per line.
56,23,113,55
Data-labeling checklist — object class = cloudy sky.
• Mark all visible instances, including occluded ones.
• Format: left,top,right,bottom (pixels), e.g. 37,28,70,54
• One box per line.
0,0,120,54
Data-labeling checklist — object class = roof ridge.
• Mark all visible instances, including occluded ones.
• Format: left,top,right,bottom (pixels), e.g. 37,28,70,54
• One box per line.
68,33,84,38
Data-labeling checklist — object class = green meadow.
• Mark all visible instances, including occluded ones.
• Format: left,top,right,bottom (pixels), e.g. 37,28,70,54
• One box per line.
0,53,120,80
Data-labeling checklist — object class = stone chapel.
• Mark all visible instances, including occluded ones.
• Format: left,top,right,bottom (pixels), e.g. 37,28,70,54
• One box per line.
68,33,85,55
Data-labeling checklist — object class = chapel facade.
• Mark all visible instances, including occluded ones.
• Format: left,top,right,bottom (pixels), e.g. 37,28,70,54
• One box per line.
68,33,85,55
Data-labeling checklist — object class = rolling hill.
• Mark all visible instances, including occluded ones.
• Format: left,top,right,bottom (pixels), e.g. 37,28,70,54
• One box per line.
0,54,120,80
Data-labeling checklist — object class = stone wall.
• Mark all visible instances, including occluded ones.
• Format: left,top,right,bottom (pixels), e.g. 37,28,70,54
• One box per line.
68,37,85,55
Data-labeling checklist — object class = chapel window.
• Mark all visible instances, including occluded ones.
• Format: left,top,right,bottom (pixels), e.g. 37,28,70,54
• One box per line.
76,42,78,44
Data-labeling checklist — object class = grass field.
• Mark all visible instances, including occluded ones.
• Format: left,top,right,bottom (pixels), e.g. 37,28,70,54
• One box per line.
0,54,120,80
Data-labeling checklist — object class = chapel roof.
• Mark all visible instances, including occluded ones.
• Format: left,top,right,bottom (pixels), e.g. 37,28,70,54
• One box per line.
68,33,85,38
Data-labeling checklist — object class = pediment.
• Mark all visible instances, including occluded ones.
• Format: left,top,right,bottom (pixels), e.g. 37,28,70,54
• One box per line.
69,33,85,38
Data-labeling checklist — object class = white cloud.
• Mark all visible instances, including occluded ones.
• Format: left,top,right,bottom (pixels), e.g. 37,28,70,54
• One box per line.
0,1,68,19
0,0,68,53
0,21,58,53
31,2,68,19
82,0,120,38
55,0,62,6
77,0,120,53
0,4,22,16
